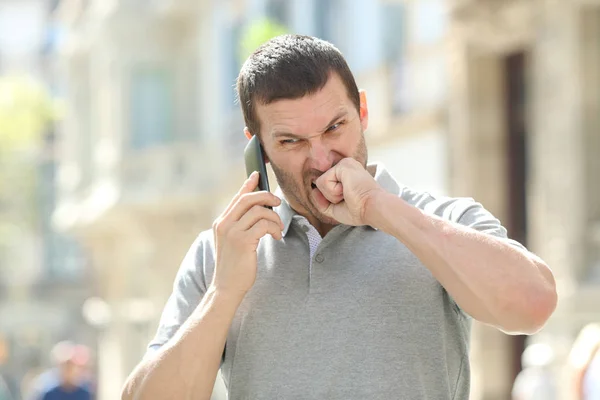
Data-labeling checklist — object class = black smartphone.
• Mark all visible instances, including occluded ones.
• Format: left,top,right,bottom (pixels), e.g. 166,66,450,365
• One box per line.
244,135,272,208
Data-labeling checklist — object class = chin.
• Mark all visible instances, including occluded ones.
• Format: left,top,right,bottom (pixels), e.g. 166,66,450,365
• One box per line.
306,201,339,226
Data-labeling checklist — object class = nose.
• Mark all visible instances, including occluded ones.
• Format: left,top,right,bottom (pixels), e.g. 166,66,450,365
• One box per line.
308,139,333,172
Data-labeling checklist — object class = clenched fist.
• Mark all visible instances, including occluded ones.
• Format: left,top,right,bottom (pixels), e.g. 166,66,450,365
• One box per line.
311,158,384,226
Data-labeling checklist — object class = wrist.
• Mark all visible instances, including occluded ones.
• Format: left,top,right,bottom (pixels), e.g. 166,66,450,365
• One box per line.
363,188,391,230
206,284,248,306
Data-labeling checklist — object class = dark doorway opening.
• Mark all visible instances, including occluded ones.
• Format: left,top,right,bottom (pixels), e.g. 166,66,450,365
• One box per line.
504,51,529,387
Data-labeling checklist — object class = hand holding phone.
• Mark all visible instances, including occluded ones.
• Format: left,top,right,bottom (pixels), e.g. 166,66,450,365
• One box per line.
211,171,283,295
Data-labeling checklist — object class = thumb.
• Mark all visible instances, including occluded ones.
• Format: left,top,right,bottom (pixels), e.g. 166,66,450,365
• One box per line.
311,188,335,218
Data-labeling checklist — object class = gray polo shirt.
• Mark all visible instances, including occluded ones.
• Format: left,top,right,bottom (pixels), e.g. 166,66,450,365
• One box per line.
148,163,525,399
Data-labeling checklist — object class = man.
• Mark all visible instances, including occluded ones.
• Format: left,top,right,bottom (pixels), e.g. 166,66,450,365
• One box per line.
122,34,557,400
570,323,600,399
0,335,15,400
31,342,93,400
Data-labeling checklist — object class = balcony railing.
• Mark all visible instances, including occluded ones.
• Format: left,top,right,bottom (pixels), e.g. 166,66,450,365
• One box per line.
119,141,235,206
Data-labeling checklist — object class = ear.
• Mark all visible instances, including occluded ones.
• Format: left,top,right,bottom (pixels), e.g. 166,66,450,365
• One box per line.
244,127,270,164
359,90,369,132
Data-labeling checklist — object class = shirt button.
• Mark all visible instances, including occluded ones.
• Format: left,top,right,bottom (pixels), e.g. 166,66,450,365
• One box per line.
315,254,324,263
301,225,309,233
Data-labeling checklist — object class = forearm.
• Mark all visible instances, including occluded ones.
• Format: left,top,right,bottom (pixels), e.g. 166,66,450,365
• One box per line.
122,286,244,400
367,191,556,334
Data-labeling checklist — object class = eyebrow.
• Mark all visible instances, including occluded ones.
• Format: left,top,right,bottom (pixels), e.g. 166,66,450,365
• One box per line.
272,110,349,140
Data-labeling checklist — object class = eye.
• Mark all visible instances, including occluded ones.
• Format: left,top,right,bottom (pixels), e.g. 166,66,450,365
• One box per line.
326,121,344,132
280,138,300,145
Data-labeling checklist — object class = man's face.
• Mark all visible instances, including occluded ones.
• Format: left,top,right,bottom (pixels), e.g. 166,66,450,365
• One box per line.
253,73,369,225
59,360,80,387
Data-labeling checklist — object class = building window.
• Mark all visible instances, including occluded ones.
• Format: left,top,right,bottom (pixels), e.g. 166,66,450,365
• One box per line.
72,59,93,186
266,0,291,27
381,2,406,114
315,0,336,42
129,66,174,149
226,20,243,110
387,0,447,115
382,2,405,64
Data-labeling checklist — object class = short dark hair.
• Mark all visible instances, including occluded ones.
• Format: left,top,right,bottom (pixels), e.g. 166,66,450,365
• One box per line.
236,34,360,137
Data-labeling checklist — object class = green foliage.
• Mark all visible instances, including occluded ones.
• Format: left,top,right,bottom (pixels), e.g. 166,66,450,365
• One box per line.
0,74,61,153
0,74,59,245
239,18,288,64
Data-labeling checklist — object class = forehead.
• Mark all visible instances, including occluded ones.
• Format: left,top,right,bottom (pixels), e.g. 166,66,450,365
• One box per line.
255,74,355,137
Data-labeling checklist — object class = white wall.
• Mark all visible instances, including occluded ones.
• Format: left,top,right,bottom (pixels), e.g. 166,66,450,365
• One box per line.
368,130,448,196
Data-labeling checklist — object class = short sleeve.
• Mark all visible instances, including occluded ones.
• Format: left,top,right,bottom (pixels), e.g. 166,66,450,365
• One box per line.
400,186,526,251
145,231,213,356
452,199,527,251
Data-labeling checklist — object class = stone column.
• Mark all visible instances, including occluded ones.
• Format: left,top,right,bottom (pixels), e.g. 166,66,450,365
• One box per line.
528,1,589,399
447,27,514,400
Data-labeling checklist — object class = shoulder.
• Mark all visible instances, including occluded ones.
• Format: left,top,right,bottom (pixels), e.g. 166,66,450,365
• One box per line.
76,385,93,397
399,185,525,246
174,228,216,293
191,229,215,264
34,371,60,394
374,164,489,224
187,229,215,260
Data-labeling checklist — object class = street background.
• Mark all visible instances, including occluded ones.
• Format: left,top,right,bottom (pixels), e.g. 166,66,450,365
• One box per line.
0,0,599,399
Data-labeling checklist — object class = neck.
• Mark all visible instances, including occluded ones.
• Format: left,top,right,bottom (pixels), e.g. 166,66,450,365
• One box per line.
290,206,336,237
61,381,76,391
278,192,339,238
309,218,335,238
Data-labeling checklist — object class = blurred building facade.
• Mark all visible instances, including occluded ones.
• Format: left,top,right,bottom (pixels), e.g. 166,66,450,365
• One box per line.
51,0,600,400
448,0,600,398
0,0,94,398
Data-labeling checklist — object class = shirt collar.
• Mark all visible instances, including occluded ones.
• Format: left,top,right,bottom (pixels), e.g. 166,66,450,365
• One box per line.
274,162,402,237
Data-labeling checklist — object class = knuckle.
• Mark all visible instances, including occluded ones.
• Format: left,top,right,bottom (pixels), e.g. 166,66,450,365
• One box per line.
213,219,223,234
239,192,252,204
236,194,247,206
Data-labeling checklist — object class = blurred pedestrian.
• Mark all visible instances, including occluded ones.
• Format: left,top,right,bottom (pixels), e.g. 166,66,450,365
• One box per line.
512,342,556,400
0,335,15,400
28,341,93,400
122,34,558,400
570,323,600,400
0,373,13,400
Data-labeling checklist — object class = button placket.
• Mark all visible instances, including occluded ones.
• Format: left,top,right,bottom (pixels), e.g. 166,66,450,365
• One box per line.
293,217,325,295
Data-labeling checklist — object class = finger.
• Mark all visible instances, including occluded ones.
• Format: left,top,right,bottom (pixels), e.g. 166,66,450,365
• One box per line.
222,171,260,216
228,191,282,222
311,188,334,215
316,179,344,204
247,219,284,241
315,166,343,204
236,205,284,232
